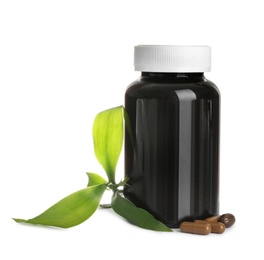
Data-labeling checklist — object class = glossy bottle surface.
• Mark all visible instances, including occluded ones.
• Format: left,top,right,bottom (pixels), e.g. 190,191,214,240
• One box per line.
124,72,220,228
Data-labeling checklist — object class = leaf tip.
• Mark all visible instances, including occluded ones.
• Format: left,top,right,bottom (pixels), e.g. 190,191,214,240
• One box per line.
12,218,26,223
165,227,174,232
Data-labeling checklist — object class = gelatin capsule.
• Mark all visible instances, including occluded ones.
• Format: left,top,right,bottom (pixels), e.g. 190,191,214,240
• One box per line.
195,220,225,234
180,221,211,235
205,215,220,222
218,213,236,228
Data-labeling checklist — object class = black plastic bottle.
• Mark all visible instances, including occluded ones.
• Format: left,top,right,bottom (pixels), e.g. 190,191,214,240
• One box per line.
124,45,220,228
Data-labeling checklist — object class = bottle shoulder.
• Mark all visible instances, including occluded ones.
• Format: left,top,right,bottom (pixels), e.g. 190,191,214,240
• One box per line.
126,77,220,99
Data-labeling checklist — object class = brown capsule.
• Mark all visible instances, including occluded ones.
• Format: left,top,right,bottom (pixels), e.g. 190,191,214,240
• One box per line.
180,221,211,235
205,215,220,222
218,213,236,228
195,220,225,234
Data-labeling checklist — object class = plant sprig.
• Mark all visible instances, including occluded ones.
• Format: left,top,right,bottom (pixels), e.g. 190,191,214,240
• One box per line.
13,106,172,232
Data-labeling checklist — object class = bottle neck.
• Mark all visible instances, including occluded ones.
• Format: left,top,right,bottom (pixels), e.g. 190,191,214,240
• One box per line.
140,72,205,83
141,72,204,78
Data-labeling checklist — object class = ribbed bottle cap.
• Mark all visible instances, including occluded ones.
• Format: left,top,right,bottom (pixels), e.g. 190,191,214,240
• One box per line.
134,45,211,72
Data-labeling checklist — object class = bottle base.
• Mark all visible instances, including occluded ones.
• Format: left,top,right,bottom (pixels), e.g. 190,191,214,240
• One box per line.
124,190,218,229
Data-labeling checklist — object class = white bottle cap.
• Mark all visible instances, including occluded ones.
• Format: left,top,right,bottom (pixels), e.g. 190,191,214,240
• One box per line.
134,45,211,73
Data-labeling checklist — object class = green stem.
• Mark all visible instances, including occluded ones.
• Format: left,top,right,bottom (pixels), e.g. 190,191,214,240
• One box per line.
107,177,129,192
99,204,112,208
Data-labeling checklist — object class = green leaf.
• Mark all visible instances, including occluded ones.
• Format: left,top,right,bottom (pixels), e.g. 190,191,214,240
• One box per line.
86,172,107,187
111,193,172,232
13,184,107,228
93,106,124,184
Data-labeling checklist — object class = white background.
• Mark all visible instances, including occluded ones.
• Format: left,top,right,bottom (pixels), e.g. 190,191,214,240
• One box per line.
0,0,263,259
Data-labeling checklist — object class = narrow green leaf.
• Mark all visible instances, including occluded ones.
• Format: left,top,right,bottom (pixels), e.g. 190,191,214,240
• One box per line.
13,184,107,228
111,193,172,232
12,218,26,223
86,172,107,187
93,106,124,184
